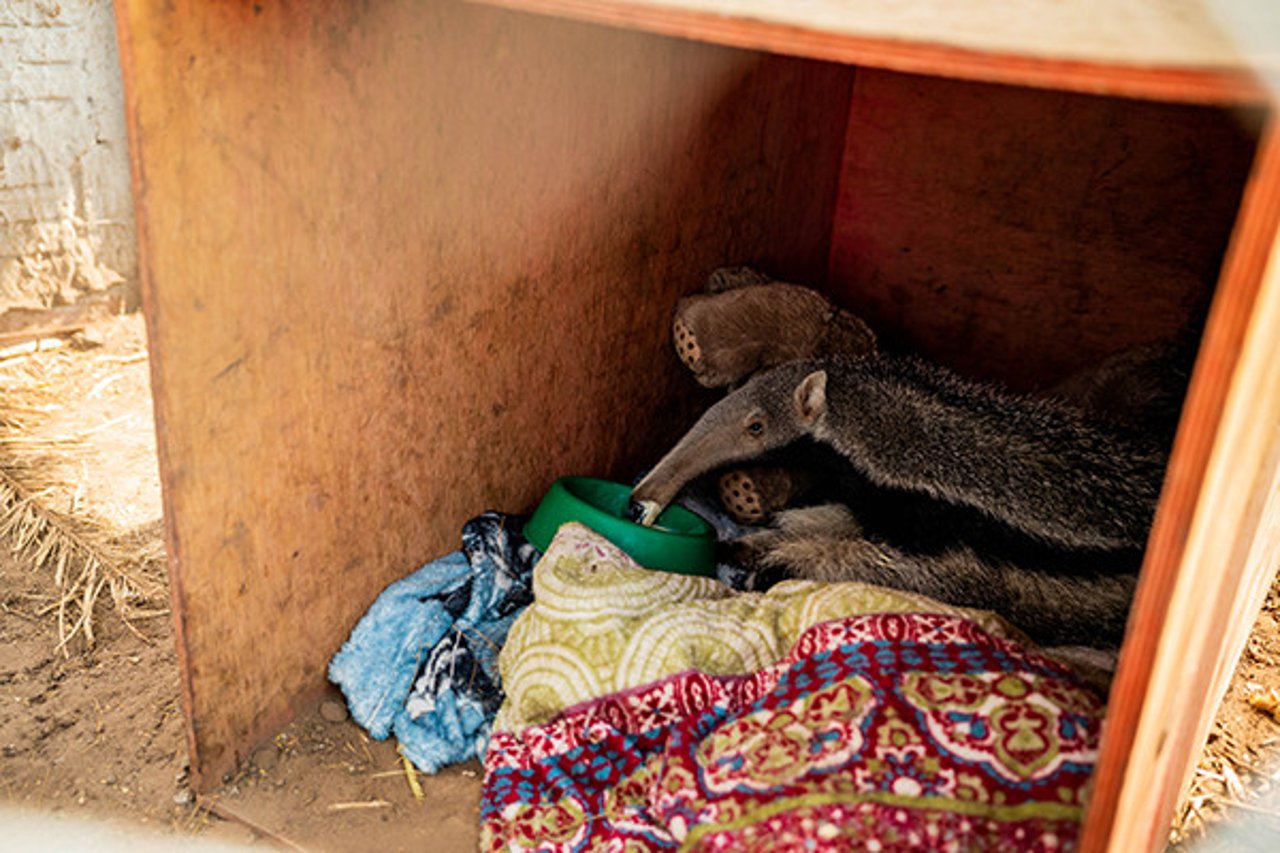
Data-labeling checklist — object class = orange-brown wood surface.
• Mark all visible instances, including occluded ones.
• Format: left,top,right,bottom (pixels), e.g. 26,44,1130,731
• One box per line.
114,0,854,789
477,0,1273,105
827,69,1259,390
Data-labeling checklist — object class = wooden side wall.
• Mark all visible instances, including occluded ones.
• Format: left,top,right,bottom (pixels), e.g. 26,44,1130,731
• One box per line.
1085,123,1280,853
115,0,854,788
827,69,1259,390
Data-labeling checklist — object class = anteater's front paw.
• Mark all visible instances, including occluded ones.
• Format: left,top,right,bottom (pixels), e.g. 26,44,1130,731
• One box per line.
728,514,891,585
720,532,792,592
724,528,785,570
765,537,892,584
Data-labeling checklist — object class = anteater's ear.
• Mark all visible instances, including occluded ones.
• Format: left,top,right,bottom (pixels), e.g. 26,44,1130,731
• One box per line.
794,370,827,424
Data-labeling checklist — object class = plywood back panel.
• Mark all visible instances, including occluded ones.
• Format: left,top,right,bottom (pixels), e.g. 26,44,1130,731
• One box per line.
827,69,1259,390
115,0,854,788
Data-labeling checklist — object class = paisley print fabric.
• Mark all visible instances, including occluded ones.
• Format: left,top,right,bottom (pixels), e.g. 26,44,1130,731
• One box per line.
482,611,1100,851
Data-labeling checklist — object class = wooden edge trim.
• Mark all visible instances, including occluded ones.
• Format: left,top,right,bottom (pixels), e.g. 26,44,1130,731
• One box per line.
110,0,205,790
201,796,310,852
1079,118,1280,852
473,0,1271,106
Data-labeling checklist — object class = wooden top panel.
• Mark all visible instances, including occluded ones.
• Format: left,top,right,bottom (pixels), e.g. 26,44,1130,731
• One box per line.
478,0,1277,103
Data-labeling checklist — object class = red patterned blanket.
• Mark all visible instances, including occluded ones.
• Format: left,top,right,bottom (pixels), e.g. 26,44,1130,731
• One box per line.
482,613,1101,851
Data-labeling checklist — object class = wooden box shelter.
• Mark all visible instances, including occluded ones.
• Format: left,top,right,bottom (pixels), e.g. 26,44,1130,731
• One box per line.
113,1,1280,850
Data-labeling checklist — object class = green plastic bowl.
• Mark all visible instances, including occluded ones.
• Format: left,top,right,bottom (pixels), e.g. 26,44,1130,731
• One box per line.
524,476,716,577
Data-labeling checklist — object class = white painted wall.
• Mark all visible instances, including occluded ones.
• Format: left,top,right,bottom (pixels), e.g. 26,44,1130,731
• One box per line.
0,0,136,312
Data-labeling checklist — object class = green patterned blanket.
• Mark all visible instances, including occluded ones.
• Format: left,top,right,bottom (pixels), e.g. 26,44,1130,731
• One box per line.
495,523,1020,732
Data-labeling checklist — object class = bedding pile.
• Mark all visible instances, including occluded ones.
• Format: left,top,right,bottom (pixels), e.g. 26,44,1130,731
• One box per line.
329,511,1102,850
482,524,1102,851
326,489,752,772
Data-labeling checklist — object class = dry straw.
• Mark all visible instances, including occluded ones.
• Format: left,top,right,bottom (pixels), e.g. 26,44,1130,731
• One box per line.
0,345,166,653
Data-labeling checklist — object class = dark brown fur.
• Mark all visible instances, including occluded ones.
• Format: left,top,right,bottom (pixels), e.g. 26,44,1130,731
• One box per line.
634,355,1170,646
734,504,1137,646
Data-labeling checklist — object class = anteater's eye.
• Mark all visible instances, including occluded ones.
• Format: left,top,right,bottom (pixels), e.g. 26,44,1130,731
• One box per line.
746,419,765,437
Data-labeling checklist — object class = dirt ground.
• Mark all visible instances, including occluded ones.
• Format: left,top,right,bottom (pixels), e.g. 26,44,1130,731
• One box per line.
0,315,481,851
0,315,198,837
1171,581,1280,848
0,313,1277,851
0,546,231,839
0,539,482,851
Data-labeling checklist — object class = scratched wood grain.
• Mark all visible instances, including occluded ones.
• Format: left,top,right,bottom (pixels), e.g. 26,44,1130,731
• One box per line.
114,0,853,788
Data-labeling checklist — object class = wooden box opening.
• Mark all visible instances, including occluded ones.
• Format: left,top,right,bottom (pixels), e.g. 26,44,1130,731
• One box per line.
114,1,1280,849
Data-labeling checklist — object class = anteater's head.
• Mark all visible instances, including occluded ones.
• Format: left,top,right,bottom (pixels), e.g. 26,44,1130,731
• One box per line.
631,362,829,514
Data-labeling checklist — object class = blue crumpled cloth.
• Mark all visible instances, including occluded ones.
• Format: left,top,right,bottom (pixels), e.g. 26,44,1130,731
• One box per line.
328,512,537,773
